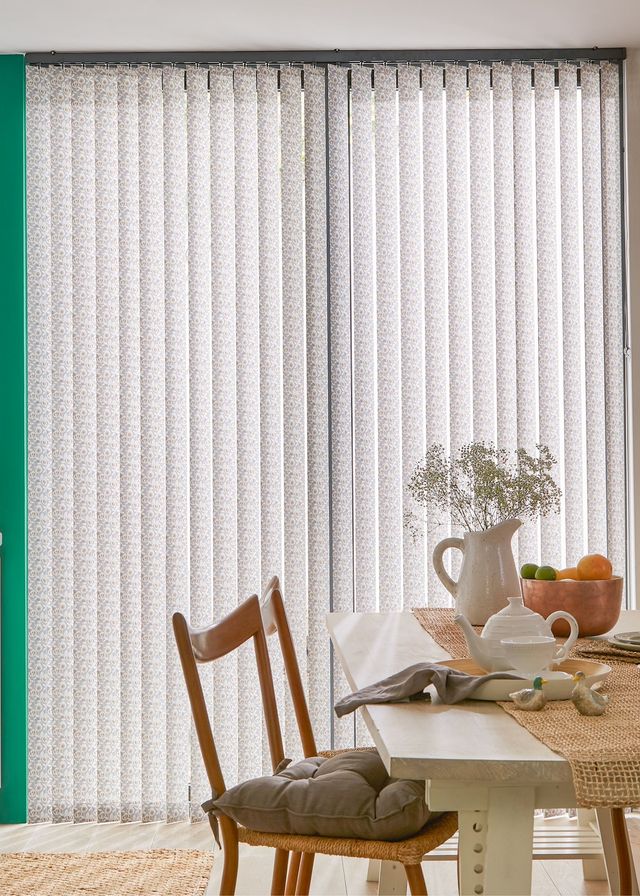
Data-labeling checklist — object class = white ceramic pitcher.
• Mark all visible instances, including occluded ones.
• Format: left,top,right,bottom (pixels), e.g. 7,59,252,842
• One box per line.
432,518,521,624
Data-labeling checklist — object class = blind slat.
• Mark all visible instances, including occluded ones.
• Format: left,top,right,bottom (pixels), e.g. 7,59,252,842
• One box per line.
209,66,240,789
350,66,378,614
558,61,586,565
138,66,168,822
601,62,626,580
513,63,540,564
399,64,426,606
303,65,332,751
581,63,608,554
162,66,189,822
469,63,496,444
535,62,562,565
280,66,308,760
492,63,519,462
422,63,450,603
374,64,403,612
233,67,263,783
327,64,355,750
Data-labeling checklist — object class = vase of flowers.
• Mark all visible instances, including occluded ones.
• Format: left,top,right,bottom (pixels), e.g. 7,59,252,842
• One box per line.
407,442,562,624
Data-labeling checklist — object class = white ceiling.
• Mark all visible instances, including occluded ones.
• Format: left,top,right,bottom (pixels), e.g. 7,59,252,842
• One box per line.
2,0,638,54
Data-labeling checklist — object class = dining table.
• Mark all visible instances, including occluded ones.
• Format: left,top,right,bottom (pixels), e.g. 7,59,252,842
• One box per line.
327,608,640,896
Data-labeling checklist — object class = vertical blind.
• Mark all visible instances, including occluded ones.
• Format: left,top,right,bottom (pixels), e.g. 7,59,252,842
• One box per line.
26,60,626,822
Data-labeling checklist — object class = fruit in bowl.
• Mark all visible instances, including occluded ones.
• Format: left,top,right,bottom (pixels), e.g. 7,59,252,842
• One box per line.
577,554,613,581
519,554,622,637
556,567,578,580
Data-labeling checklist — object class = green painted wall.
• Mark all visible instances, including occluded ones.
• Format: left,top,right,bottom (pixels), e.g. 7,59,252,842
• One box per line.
0,54,27,824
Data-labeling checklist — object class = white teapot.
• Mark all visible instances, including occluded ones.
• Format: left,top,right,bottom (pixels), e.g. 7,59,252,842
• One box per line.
454,596,579,672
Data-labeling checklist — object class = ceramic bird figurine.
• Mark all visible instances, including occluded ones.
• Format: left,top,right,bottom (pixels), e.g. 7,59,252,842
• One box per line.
509,676,547,711
571,670,609,716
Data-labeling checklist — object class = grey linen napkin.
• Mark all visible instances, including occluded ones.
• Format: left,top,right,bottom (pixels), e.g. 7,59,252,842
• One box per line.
335,663,525,717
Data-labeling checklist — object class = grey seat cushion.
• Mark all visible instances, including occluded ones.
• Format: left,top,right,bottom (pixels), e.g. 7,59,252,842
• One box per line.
211,750,436,841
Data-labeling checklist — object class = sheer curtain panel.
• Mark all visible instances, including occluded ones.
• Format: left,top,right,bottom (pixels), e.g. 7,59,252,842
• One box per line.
26,60,626,823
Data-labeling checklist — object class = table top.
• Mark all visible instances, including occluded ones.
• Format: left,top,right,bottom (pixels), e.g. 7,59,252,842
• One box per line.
327,608,640,785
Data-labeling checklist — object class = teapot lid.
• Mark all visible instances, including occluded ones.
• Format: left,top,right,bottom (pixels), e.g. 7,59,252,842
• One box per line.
482,596,548,641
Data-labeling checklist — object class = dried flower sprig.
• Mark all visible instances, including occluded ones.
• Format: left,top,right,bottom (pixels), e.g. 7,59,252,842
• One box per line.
407,441,562,532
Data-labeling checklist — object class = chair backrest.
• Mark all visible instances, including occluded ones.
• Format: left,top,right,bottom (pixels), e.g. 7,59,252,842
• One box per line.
260,575,318,758
172,595,285,802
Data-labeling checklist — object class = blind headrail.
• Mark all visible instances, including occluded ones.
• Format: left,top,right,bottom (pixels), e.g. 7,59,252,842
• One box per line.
25,47,626,67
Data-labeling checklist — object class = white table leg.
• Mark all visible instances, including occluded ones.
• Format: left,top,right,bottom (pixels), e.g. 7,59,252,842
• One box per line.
483,787,535,896
456,787,535,896
577,809,607,881
458,808,488,896
367,859,381,882
377,860,407,895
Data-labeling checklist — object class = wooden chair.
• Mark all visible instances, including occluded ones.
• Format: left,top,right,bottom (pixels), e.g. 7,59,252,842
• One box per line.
174,591,457,895
259,575,459,895
173,596,290,896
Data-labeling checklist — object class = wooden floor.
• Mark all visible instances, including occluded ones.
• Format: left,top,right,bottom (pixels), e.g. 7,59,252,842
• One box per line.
1,816,638,895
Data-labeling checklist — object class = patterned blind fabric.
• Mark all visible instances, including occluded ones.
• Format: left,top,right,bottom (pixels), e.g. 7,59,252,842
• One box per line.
26,61,625,822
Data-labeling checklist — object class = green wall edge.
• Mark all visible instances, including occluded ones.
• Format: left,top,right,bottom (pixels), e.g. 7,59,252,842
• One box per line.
0,54,28,824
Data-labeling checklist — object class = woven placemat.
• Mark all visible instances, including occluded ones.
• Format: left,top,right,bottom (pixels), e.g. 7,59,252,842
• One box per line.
412,607,640,808
0,848,213,896
575,639,640,664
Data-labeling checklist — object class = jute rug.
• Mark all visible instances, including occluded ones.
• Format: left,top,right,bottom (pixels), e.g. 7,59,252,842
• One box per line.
413,607,640,809
0,848,213,896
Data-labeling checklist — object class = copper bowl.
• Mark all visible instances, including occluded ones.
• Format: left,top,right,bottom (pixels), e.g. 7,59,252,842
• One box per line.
520,575,623,637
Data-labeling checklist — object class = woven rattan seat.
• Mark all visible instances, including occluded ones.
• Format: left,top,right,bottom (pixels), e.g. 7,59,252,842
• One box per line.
238,809,459,864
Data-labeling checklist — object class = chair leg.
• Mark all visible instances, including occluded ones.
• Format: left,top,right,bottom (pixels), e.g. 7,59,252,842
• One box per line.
295,853,315,896
271,848,289,896
285,851,302,896
612,808,634,896
219,839,239,896
404,863,428,896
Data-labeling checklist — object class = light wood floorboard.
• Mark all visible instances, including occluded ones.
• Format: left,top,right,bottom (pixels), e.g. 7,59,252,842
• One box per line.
1,817,638,894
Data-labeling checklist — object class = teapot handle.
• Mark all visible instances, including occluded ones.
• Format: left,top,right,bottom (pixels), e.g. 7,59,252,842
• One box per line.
547,611,579,662
432,537,465,598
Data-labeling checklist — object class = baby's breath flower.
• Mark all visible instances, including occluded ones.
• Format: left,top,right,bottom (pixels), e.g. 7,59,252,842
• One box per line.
407,441,562,532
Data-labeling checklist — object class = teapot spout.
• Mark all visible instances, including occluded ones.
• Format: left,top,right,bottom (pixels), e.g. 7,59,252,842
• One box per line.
454,614,493,669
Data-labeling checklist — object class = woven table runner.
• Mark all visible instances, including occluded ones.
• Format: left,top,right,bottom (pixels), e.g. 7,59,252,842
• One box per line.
412,607,640,808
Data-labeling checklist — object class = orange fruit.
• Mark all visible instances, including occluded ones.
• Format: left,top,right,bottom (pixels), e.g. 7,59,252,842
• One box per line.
576,554,613,581
556,567,579,580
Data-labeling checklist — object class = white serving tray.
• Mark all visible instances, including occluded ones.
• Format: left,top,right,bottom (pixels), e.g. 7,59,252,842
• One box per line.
440,658,611,702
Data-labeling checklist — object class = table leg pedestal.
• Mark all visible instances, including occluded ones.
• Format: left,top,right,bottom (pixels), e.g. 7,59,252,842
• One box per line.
483,787,535,896
429,782,537,896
